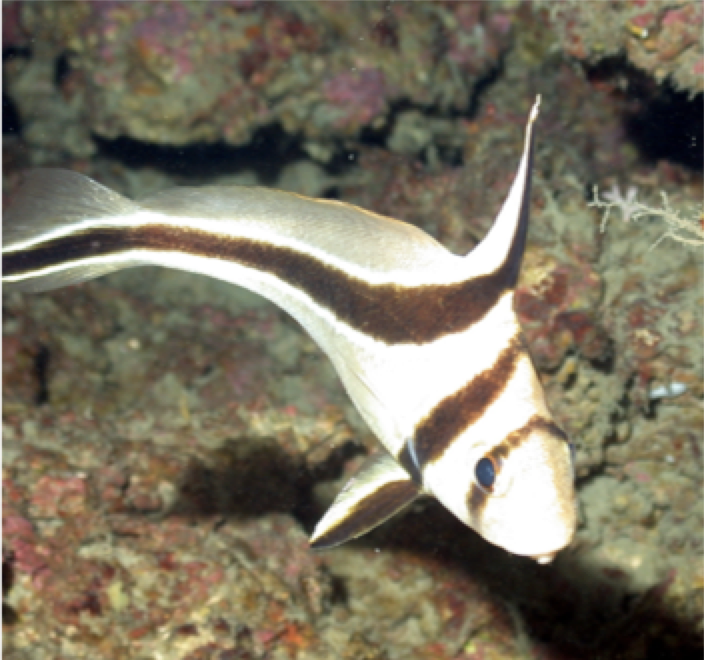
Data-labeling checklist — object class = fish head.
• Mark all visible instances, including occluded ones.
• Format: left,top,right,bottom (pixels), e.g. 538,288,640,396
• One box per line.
426,416,577,563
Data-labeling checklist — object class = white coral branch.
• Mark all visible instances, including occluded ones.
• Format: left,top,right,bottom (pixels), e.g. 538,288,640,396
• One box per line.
590,184,704,250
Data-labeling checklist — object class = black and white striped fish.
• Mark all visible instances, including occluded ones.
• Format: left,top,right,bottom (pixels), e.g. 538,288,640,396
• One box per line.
2,98,577,563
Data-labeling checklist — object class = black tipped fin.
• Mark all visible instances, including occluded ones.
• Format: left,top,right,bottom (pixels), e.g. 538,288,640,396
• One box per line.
466,96,539,289
310,453,420,550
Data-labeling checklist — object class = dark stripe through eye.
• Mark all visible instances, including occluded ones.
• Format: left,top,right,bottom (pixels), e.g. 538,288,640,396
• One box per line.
475,457,496,490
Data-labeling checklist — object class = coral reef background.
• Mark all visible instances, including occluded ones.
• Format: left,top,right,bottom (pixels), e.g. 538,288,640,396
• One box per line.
3,2,702,658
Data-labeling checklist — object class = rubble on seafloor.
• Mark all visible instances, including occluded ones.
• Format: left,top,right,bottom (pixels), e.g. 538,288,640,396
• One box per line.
3,1,703,658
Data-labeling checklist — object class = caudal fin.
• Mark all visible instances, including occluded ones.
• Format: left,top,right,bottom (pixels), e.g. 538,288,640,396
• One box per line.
2,169,141,292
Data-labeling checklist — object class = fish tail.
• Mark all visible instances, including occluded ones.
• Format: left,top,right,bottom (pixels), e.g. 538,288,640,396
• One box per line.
3,169,141,292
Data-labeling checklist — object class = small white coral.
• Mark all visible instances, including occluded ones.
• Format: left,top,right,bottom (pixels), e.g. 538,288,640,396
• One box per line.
590,184,704,250
600,184,641,224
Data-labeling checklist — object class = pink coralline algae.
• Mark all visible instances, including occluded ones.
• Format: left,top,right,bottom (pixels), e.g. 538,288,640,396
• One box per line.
515,249,607,370
1,1,28,49
540,0,703,95
6,1,512,155
29,475,89,518
323,69,389,131
132,3,196,81
3,515,48,581
447,4,513,72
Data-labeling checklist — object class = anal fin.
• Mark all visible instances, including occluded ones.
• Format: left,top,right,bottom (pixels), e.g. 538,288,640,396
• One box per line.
310,452,420,550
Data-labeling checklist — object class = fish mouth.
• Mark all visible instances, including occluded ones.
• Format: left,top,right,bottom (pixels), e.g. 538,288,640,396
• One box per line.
530,551,558,565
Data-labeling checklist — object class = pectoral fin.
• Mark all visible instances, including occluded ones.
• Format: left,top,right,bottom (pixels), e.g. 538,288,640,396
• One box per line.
310,453,421,549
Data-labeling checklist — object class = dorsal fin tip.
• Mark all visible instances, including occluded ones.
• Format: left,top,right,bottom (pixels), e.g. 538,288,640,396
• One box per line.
464,97,538,288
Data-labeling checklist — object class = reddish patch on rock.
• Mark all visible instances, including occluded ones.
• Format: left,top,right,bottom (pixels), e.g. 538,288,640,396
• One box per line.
30,475,89,518
554,311,610,360
515,290,553,322
323,69,389,127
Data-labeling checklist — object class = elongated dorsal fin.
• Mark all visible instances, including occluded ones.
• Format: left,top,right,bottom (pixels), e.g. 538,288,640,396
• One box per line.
310,452,421,549
466,96,540,289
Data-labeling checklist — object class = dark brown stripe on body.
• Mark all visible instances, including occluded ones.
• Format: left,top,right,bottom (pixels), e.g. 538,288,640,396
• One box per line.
467,415,569,522
409,337,522,468
310,479,419,549
397,443,423,485
3,225,519,344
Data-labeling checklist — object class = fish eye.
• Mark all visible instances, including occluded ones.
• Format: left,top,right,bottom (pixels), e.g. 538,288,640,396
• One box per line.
475,456,496,491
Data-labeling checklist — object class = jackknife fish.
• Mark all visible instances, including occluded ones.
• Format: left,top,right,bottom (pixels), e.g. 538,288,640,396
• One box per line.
2,98,577,563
